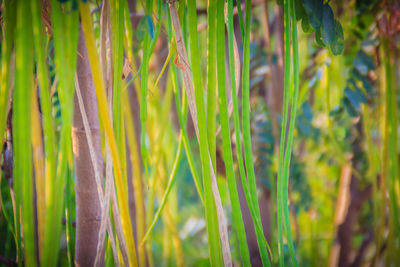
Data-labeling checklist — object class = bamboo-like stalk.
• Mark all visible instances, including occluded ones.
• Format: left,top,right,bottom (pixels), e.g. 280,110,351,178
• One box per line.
79,2,138,266
73,27,104,267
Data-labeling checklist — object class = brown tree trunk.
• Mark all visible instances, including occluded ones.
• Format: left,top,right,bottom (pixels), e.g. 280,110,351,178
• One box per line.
72,26,104,267
329,122,373,267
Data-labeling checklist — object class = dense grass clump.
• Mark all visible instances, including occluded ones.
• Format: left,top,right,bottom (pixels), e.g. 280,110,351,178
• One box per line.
0,0,399,266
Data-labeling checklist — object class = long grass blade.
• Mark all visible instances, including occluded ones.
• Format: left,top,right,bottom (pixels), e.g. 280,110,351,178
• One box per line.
206,0,217,169
241,0,272,265
43,1,79,265
0,0,16,146
227,2,268,258
168,1,231,265
381,37,400,262
139,0,154,180
277,0,298,265
216,0,251,264
281,1,299,264
0,0,18,259
30,86,45,261
31,0,57,261
14,1,36,265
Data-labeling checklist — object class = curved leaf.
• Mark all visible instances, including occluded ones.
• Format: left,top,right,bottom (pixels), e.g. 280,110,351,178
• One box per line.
330,20,344,55
322,4,334,45
303,0,323,29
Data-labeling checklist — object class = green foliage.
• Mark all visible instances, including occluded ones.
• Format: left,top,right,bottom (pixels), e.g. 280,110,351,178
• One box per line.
299,0,344,55
1,0,400,266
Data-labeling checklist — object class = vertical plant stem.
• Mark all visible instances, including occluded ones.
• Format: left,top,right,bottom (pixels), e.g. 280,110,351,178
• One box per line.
277,0,291,265
73,27,104,266
75,70,125,266
381,37,400,263
79,2,138,266
281,1,299,264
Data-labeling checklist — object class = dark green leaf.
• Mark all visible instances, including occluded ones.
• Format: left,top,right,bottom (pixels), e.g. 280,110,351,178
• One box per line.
322,4,334,45
302,102,313,122
301,16,313,33
329,105,343,117
315,29,325,46
330,20,344,55
353,57,369,75
343,98,358,117
357,50,375,70
295,0,307,21
344,87,366,110
297,117,311,135
303,0,323,29
353,70,372,92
